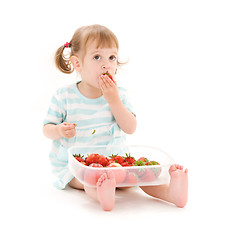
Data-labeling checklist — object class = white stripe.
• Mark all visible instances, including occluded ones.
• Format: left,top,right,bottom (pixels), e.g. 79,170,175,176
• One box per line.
68,111,112,121
75,124,112,136
73,122,114,130
62,135,113,148
49,102,65,114
67,102,108,111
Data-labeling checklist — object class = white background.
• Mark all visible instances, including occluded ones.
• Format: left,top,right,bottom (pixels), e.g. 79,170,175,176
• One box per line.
1,0,233,239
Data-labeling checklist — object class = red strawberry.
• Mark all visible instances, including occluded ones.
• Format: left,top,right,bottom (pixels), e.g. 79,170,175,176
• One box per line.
89,163,104,168
124,153,135,165
121,161,132,167
145,161,160,166
102,71,116,84
80,161,88,166
137,157,149,163
151,167,162,178
73,154,84,163
106,158,116,165
125,172,138,185
139,169,156,183
109,154,124,164
107,163,127,183
97,155,108,167
135,168,147,177
102,71,113,80
85,154,99,165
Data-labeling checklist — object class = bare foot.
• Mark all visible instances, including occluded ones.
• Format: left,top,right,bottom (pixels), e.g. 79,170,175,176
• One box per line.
168,164,188,208
97,171,116,211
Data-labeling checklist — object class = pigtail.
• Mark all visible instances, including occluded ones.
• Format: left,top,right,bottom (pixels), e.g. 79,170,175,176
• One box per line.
55,44,73,74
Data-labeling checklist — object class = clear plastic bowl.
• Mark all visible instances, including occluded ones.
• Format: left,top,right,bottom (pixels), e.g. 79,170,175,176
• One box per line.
68,145,174,188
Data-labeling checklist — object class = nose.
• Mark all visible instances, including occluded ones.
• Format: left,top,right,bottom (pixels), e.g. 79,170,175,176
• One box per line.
101,61,110,70
102,65,109,70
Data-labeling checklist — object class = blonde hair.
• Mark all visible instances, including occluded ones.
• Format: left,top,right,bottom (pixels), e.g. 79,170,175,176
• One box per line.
55,24,123,74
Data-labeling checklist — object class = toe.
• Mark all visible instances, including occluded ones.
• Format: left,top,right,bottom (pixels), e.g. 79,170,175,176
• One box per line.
176,164,183,170
98,173,106,182
169,164,176,172
97,180,101,187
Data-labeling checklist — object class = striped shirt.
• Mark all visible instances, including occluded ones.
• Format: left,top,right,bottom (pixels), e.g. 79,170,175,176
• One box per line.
43,82,135,189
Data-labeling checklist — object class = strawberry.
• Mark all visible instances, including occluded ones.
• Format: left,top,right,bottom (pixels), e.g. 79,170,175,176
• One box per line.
85,154,99,165
134,168,147,177
150,167,162,178
123,153,135,165
102,71,117,84
107,163,127,183
139,169,156,183
121,161,132,167
124,172,138,185
80,161,88,166
97,155,108,167
145,161,160,166
102,71,113,81
109,154,124,164
106,158,116,165
137,157,149,163
73,154,84,163
89,163,104,168
133,160,146,166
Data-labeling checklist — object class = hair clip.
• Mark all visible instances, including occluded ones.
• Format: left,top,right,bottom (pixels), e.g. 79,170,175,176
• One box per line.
64,42,71,48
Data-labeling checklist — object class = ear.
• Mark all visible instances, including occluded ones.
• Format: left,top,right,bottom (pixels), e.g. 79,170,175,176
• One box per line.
70,56,82,72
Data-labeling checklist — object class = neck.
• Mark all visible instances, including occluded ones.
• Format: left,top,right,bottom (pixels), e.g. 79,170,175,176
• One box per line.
77,81,103,99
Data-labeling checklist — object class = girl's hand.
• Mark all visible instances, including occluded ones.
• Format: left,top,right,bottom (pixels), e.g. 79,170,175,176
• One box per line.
57,122,76,138
99,75,120,104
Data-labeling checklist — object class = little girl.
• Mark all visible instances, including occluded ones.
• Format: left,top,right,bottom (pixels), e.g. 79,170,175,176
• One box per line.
43,24,188,211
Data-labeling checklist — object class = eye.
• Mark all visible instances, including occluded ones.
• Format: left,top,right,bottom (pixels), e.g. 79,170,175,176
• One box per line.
93,55,101,60
109,55,116,61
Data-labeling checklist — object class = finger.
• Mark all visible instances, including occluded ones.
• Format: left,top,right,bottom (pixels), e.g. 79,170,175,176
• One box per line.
103,75,113,87
99,76,107,90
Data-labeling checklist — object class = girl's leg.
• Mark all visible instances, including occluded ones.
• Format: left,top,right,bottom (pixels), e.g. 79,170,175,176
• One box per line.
69,172,116,211
68,177,100,201
139,164,188,208
68,177,84,190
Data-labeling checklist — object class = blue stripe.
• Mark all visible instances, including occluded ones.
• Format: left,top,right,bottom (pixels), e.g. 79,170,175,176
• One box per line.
58,87,75,95
52,140,61,148
51,96,65,108
67,106,110,115
47,108,64,118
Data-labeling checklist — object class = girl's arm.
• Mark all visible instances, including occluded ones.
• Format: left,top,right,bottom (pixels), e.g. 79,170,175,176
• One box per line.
108,99,137,134
99,75,137,134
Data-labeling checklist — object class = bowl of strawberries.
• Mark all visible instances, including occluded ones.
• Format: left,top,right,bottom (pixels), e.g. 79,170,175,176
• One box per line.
68,145,173,187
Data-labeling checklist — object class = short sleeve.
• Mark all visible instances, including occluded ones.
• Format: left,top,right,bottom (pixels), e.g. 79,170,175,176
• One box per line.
43,90,66,125
119,87,136,116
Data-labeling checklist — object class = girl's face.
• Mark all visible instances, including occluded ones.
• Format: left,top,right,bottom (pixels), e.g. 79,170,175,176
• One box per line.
78,40,118,89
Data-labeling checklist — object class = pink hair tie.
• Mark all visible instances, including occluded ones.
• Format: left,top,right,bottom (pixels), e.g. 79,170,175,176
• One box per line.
64,42,71,48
